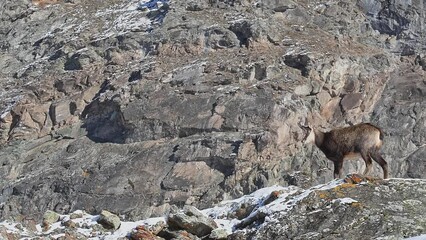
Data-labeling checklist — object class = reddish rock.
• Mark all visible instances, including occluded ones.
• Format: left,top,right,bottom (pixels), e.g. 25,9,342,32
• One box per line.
0,226,20,240
263,190,281,206
130,226,159,240
62,220,77,229
344,174,364,184
234,203,256,220
344,174,383,184
147,221,166,235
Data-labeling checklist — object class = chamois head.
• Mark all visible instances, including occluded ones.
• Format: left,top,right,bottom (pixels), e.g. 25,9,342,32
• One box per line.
302,126,324,148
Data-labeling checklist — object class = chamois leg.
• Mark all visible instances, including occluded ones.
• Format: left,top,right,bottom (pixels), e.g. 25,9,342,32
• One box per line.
333,160,343,179
360,151,373,176
371,151,389,179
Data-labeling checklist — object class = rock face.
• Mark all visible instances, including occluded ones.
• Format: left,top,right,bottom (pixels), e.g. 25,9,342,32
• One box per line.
0,0,425,222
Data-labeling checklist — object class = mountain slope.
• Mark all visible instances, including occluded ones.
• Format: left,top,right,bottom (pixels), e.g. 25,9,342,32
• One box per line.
0,0,425,222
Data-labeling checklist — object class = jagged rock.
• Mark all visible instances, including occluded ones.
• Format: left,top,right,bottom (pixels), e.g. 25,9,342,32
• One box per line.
57,231,87,240
209,228,229,240
41,210,60,229
167,206,217,237
21,217,37,232
130,225,163,240
158,228,199,240
70,212,83,220
49,100,77,126
283,53,311,76
186,1,208,11
0,225,19,240
62,219,77,229
97,210,121,230
262,190,281,206
232,177,426,239
147,220,167,235
294,83,312,96
233,202,256,220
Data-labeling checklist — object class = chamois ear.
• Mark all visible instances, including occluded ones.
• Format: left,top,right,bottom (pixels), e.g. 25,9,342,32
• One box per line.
302,126,315,144
312,128,325,147
313,128,323,136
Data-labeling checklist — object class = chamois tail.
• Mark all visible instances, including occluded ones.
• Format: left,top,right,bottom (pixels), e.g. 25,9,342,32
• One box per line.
366,123,384,141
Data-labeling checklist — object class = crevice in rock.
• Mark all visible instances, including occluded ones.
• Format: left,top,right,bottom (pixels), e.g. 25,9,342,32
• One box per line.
48,50,64,61
251,133,269,153
253,64,267,81
64,54,83,71
230,140,242,156
168,144,180,163
178,127,212,138
203,157,236,178
7,111,22,141
211,102,218,116
48,103,57,126
81,100,129,143
69,102,77,115
283,54,311,77
128,70,142,82
229,20,252,48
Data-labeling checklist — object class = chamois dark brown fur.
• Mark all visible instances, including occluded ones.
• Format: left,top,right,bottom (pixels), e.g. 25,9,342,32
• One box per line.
312,123,388,179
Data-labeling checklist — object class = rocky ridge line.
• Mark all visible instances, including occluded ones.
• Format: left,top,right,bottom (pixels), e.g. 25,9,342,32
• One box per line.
1,175,426,239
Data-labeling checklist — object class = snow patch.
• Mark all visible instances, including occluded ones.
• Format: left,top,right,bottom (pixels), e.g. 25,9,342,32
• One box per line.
102,217,165,240
203,185,300,217
405,235,426,240
331,197,358,204
0,95,23,119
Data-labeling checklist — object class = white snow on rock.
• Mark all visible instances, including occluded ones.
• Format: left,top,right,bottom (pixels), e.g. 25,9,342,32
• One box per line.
201,185,301,233
0,210,166,239
405,235,426,240
331,197,358,204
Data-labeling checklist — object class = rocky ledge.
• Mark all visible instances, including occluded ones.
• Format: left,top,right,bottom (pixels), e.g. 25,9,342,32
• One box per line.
2,175,426,239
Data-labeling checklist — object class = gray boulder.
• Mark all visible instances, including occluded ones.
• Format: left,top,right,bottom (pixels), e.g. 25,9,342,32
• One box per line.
167,206,218,237
209,228,229,239
97,210,121,230
42,210,60,228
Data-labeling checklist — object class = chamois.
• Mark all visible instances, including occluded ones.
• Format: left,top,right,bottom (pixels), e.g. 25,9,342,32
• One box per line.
310,123,388,179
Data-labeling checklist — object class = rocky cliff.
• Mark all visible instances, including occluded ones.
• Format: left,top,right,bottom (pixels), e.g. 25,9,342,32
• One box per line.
0,0,425,223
